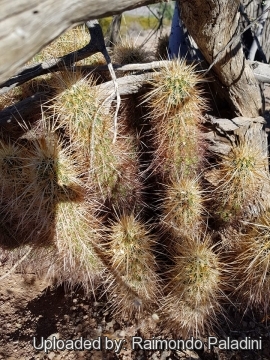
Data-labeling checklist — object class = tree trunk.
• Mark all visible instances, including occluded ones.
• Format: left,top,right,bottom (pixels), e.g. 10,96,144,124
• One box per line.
241,0,270,63
105,15,122,47
177,0,263,117
247,0,270,62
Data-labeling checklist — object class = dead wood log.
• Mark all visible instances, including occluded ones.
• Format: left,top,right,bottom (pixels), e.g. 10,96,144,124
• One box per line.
241,0,270,63
0,92,49,128
0,20,107,95
204,115,267,156
178,0,263,117
248,60,270,83
0,72,154,127
0,0,160,85
2,59,270,96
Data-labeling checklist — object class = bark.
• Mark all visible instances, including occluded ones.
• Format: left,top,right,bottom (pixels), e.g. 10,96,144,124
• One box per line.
178,0,263,117
105,15,122,47
241,0,270,63
0,0,159,85
247,0,270,61
0,20,106,95
204,115,267,156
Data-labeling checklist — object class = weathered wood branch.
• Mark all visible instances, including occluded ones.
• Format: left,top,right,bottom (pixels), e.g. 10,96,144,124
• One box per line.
1,59,270,127
1,58,270,96
204,114,267,156
0,73,154,127
0,0,160,85
0,20,107,95
0,60,170,95
241,0,270,63
178,0,263,117
249,61,270,83
0,92,49,127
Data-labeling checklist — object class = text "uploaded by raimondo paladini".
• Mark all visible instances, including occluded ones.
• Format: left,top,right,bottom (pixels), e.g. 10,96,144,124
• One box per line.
33,335,263,354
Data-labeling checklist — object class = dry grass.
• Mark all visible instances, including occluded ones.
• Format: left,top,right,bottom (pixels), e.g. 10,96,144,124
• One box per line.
113,37,152,65
28,25,105,66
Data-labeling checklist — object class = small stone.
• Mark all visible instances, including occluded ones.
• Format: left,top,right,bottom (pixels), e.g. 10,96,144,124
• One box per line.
184,350,200,359
119,330,126,337
47,333,60,341
75,324,82,332
47,352,55,360
54,356,62,360
160,350,171,360
152,313,159,322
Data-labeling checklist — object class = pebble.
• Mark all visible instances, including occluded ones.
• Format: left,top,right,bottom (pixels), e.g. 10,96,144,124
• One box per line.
152,313,159,322
54,355,62,360
160,350,171,360
119,330,126,337
184,349,200,359
75,324,82,332
47,333,60,341
47,352,55,360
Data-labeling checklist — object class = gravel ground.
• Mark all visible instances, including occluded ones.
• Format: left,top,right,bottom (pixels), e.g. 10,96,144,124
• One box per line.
0,261,270,360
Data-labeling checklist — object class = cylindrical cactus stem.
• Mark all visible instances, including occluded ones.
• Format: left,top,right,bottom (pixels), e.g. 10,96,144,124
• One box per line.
162,235,226,337
233,212,270,316
51,70,143,213
143,59,206,181
210,141,269,224
105,213,160,317
53,201,106,293
160,176,205,240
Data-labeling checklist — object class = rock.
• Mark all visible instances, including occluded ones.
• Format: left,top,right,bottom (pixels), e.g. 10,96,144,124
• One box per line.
47,333,60,341
47,352,55,360
119,330,126,337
